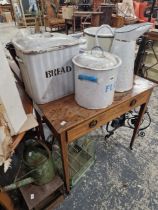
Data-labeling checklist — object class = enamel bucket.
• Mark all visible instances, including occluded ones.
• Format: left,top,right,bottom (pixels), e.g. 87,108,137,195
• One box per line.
84,25,114,51
72,47,122,109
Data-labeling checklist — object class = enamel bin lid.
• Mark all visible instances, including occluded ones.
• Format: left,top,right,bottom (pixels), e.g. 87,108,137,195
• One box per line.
12,34,79,54
72,48,121,71
84,27,114,38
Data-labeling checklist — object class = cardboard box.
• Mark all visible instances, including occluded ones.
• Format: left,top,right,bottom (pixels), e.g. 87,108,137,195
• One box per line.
0,43,27,136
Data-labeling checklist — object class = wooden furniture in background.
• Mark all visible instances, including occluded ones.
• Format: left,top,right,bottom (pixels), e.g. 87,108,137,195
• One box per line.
72,11,103,32
0,3,14,21
44,15,65,31
111,14,124,27
145,30,158,41
93,0,102,11
35,76,156,193
91,11,103,26
43,0,65,31
99,3,115,25
62,6,75,34
0,192,14,210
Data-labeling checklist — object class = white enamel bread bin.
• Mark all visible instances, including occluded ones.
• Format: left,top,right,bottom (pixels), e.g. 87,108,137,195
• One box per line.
12,33,80,104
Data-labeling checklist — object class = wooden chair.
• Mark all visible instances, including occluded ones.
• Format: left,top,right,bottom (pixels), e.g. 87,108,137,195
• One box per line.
80,14,92,31
43,0,65,31
44,14,65,31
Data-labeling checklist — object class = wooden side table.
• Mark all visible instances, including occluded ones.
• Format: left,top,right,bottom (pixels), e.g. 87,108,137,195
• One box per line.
35,76,156,193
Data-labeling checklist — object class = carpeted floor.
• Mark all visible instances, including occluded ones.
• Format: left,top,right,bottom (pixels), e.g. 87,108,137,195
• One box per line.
56,87,158,210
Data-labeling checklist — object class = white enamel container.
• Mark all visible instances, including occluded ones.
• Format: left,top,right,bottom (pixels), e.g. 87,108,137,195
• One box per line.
111,23,152,92
12,33,80,104
72,47,121,109
84,25,114,51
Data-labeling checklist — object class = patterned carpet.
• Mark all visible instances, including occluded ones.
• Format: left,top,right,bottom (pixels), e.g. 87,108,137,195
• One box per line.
57,87,158,210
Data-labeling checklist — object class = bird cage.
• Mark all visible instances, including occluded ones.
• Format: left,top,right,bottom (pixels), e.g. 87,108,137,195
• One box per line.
52,135,96,187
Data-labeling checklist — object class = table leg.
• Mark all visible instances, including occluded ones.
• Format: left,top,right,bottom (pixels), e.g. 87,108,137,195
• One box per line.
130,91,152,149
91,14,100,27
59,132,70,193
0,192,14,210
65,20,68,35
73,16,75,33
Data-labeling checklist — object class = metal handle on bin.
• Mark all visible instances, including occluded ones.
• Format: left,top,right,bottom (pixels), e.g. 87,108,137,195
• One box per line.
89,120,98,128
95,24,114,48
91,46,104,58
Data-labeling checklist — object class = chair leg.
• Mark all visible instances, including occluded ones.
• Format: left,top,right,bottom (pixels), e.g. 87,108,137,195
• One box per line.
82,24,84,32
65,21,68,35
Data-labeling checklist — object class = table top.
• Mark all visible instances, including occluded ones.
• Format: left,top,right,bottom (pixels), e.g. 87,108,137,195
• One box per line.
38,76,156,134
73,11,103,16
145,30,158,41
100,3,115,7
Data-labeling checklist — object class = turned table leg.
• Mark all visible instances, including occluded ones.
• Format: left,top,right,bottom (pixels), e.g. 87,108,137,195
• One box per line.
130,90,152,150
59,132,70,193
73,16,75,33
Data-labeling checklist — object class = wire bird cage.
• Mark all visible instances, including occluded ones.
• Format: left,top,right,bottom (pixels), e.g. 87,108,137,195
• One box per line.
52,135,96,187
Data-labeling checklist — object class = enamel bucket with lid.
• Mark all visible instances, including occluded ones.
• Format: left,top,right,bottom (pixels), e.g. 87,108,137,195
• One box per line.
72,47,122,109
84,25,115,51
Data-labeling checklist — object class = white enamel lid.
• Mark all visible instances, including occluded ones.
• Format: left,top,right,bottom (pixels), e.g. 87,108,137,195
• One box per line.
72,47,121,71
84,26,114,38
12,32,79,54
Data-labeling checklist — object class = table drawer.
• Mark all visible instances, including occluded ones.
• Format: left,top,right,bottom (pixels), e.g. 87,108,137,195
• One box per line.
67,90,151,143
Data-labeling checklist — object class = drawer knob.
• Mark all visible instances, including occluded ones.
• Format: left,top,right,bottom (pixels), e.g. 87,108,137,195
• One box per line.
89,120,98,128
130,99,137,107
